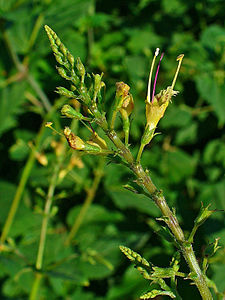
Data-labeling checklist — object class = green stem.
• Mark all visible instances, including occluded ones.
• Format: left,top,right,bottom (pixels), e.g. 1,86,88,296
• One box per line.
29,272,42,300
35,163,61,270
104,128,212,300
64,158,105,246
188,224,198,243
0,122,46,245
26,13,44,54
30,158,62,300
110,110,118,130
136,143,145,163
3,31,52,112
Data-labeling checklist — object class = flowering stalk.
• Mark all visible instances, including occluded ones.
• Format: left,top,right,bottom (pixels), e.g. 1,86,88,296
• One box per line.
45,26,214,299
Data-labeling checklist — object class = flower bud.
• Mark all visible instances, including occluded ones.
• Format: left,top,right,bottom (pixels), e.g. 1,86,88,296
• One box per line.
56,87,75,98
76,57,85,78
56,67,70,80
93,73,103,94
67,53,74,67
61,104,91,121
194,204,214,227
59,43,67,57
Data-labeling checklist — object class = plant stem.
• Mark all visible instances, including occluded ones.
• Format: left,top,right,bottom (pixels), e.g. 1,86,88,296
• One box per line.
3,31,52,112
35,163,61,270
64,158,105,246
136,143,145,163
105,128,213,300
30,158,62,300
29,272,42,300
0,122,46,245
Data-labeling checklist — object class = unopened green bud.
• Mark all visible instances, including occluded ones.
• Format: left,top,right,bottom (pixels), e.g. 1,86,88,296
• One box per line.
55,37,61,46
52,45,59,55
84,141,102,153
76,57,85,78
55,55,64,65
67,53,74,67
56,67,70,80
56,87,75,98
195,204,214,226
119,246,150,267
59,43,67,56
94,74,102,93
61,104,91,121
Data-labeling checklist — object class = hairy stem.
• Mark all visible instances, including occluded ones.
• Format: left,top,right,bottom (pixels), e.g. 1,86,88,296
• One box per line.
105,128,212,300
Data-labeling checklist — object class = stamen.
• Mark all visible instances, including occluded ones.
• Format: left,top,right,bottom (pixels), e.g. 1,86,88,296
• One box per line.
171,54,184,90
151,52,164,102
147,48,160,103
88,121,95,133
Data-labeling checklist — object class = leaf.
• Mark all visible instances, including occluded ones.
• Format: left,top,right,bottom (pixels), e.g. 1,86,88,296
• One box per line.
124,55,147,81
67,204,123,227
107,266,150,300
160,104,192,128
196,73,225,125
126,29,162,54
9,130,33,161
211,263,225,292
160,149,198,184
175,122,198,145
0,82,27,137
107,187,159,217
201,25,225,53
203,139,225,167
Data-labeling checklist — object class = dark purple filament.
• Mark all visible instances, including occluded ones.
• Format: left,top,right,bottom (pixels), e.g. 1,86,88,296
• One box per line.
88,121,95,133
151,52,164,102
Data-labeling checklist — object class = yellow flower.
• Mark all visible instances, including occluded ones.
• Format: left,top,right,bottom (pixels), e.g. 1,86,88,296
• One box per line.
145,51,184,131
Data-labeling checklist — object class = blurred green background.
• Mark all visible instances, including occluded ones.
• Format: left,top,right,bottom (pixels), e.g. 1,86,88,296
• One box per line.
0,0,224,299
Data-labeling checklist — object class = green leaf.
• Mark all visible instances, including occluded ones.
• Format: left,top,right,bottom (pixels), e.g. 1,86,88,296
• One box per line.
160,105,192,128
9,130,33,161
0,181,17,224
67,204,123,227
0,82,27,137
107,187,159,217
196,74,225,125
211,263,225,292
160,149,198,184
175,122,198,145
201,25,225,53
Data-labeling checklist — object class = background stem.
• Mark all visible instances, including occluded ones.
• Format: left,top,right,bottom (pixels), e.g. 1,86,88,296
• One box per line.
64,158,105,246
29,156,62,300
0,122,46,245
